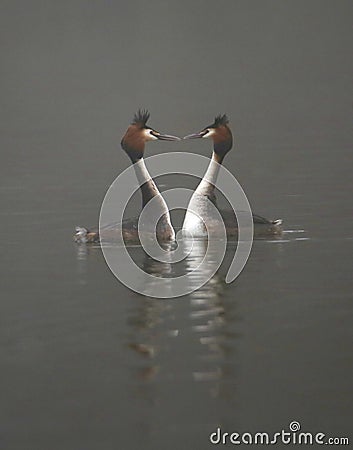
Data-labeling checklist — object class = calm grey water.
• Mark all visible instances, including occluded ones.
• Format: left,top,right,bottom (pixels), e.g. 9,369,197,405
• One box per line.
1,1,352,449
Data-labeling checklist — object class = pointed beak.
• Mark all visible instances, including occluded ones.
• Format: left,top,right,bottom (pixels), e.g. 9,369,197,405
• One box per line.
183,131,207,140
155,133,181,141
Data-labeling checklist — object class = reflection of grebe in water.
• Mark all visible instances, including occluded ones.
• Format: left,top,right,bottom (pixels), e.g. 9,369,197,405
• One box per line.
182,114,282,237
125,239,230,384
74,110,180,243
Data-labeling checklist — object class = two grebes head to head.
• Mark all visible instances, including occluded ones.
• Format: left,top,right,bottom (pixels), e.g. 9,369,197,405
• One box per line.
121,109,233,163
74,110,281,244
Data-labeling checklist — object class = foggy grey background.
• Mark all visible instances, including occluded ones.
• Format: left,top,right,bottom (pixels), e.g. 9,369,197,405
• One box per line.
1,1,352,449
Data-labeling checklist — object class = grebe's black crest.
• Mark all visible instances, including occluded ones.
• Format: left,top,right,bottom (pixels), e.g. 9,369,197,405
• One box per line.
132,109,150,128
210,114,229,128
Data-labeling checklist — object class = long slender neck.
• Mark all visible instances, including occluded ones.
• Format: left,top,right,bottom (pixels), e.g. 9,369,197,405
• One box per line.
133,158,174,239
133,158,161,208
182,151,223,236
195,151,222,197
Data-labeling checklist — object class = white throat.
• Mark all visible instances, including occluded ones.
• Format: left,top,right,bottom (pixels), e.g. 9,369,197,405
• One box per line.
134,158,175,239
182,152,221,236
194,152,220,197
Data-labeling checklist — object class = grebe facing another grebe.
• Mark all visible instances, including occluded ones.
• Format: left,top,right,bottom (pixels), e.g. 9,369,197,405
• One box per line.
182,114,282,237
75,110,180,244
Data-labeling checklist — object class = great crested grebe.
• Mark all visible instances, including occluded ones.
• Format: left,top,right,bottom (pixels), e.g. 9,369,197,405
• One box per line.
74,110,180,243
182,114,282,237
